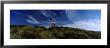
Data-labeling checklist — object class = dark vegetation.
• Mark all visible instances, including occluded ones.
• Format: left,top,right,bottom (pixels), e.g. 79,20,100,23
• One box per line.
10,25,101,39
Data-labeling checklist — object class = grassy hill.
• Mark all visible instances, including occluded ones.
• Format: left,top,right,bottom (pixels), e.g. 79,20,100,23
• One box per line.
10,25,101,39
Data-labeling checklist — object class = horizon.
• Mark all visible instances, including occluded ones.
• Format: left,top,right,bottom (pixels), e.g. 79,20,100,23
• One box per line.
10,25,101,32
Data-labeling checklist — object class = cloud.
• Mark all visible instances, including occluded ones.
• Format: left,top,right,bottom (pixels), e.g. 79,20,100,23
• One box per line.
26,15,39,24
41,11,49,17
64,19,101,31
41,11,56,21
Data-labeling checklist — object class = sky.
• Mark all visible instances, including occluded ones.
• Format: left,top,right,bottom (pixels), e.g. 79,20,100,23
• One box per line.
10,10,101,31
